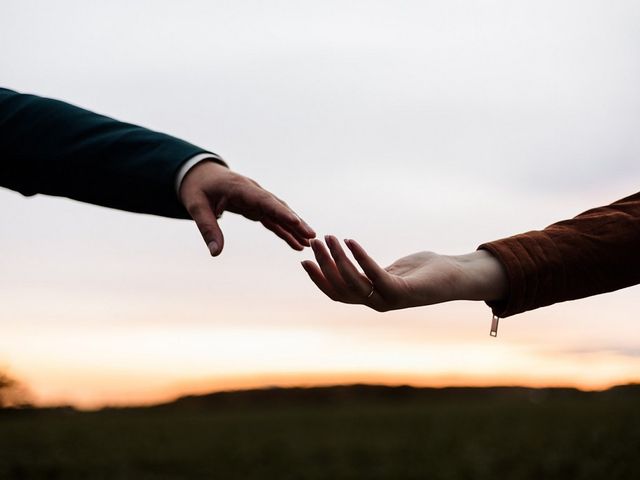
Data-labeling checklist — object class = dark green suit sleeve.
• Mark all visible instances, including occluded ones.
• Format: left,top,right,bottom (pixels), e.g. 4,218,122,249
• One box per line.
0,87,217,218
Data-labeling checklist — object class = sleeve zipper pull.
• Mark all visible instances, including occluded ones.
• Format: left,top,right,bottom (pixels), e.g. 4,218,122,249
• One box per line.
490,315,500,337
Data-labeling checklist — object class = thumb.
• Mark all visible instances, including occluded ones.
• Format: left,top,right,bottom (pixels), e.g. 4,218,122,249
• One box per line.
187,199,225,256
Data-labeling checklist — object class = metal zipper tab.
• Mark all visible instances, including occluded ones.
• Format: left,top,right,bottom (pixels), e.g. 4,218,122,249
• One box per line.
490,315,500,337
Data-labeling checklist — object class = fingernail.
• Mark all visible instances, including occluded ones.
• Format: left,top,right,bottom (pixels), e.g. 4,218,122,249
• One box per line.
207,241,219,256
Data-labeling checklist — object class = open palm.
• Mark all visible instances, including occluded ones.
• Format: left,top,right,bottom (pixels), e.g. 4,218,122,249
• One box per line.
301,236,466,312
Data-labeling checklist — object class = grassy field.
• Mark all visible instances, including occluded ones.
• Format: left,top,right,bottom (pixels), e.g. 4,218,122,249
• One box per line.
1,385,640,479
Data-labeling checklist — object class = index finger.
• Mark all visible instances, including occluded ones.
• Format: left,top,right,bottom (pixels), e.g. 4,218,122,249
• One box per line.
257,192,316,239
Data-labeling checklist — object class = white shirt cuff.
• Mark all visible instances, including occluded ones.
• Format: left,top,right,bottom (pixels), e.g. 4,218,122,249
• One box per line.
175,152,225,195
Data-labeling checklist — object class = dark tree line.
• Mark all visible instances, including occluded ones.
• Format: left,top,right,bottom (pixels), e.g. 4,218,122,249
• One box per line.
0,371,31,408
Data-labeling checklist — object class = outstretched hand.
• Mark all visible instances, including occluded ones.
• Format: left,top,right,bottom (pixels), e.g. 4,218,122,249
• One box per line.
179,161,315,256
301,236,507,311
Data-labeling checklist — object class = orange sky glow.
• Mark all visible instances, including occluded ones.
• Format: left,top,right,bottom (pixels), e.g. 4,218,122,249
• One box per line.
2,0,640,410
3,297,639,409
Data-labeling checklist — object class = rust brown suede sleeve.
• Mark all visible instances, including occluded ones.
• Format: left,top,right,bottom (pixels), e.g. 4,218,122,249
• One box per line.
478,192,640,318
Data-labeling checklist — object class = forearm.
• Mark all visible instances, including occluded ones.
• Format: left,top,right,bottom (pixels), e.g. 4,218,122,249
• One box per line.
449,250,508,303
478,192,640,317
0,87,210,218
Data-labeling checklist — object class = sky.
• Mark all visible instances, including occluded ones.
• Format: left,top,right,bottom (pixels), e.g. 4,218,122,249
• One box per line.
1,0,640,408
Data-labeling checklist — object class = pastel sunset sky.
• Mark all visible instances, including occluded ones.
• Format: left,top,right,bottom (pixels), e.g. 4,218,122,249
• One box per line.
1,0,640,408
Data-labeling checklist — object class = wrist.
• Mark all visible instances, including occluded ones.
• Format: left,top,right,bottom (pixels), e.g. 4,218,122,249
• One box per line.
179,161,228,206
451,250,508,302
175,153,226,195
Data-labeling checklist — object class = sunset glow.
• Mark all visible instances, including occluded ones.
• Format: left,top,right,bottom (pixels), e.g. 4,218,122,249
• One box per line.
3,296,640,409
2,0,640,409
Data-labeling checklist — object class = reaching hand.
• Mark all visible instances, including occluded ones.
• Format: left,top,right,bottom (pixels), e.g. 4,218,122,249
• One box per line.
179,161,315,256
301,236,507,311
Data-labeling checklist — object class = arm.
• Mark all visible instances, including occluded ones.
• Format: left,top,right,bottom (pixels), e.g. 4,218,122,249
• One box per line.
0,87,209,218
0,87,315,255
479,192,640,317
302,192,640,317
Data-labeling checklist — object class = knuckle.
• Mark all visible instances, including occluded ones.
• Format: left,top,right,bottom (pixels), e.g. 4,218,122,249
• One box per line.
226,181,242,198
264,200,280,216
227,177,252,197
